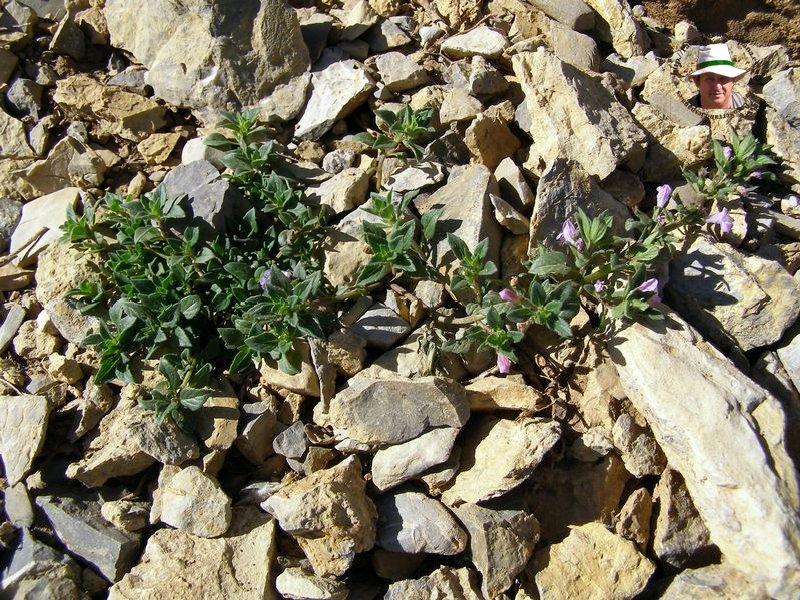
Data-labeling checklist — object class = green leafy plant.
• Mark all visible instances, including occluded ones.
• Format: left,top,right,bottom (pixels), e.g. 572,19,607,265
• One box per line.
353,105,435,161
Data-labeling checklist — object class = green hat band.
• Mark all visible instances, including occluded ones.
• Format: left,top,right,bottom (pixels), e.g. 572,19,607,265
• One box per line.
698,59,735,69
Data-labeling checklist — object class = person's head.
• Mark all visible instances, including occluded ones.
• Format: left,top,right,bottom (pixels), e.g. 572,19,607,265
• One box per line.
689,43,747,109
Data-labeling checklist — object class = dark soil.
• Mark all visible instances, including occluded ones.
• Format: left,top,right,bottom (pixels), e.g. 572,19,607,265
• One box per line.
639,0,800,60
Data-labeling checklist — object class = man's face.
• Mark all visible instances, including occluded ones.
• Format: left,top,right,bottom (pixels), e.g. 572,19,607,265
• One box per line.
693,73,734,109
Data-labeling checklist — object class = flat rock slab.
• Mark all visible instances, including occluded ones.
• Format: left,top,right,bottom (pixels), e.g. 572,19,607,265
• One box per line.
376,489,467,555
159,466,232,538
321,376,469,446
371,427,459,491
9,187,78,267
608,312,800,596
108,509,276,600
261,455,376,576
533,522,655,599
36,495,140,582
384,566,483,600
441,416,561,505
0,394,50,486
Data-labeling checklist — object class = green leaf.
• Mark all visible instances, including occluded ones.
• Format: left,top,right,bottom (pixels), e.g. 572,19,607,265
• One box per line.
447,233,470,262
420,207,442,242
224,262,252,282
179,295,203,320
229,348,254,373
179,387,211,411
174,327,192,348
387,219,416,254
159,357,180,389
528,249,570,278
203,132,231,149
355,260,389,287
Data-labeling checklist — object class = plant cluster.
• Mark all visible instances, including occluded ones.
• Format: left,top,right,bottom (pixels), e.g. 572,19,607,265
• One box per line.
61,109,783,430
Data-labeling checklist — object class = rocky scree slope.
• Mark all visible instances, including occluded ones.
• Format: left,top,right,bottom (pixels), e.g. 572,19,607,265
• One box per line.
1,0,800,599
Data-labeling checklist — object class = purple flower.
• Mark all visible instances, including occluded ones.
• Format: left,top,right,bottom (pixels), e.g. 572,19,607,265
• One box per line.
259,270,271,289
722,146,733,160
499,288,521,304
656,184,672,208
497,354,512,374
656,213,666,226
648,293,662,305
750,171,762,180
637,278,659,293
556,219,580,248
593,280,606,293
706,207,733,234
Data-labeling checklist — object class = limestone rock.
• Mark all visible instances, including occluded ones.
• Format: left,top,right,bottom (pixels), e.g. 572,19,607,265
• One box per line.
0,1,36,48
273,421,307,459
525,0,595,30
376,489,467,555
372,427,459,491
35,242,103,343
652,467,717,571
261,456,376,576
319,376,469,446
608,312,800,595
109,508,276,599
50,14,86,60
763,68,800,193
12,319,61,360
105,0,309,124
529,158,629,249
36,495,140,582
305,167,369,214
612,413,666,477
101,499,151,533
465,112,521,170
0,304,25,354
0,394,50,485
778,328,800,395
322,206,379,287
276,567,348,600
439,87,483,124
385,161,446,193
441,416,561,505
384,566,482,600
162,160,249,236
465,374,545,411
294,60,375,140
494,157,534,211
0,108,35,159
349,302,411,350
533,522,655,599
332,0,379,40
159,466,232,538
513,48,646,179
440,26,509,59
614,488,652,551
1,528,82,600
137,132,181,165
660,563,769,599
602,52,659,89
582,0,649,58
258,72,312,124
667,236,800,352
54,74,166,142
258,340,320,396
10,187,79,267
453,503,540,598
365,19,411,53
0,48,17,85
66,401,199,487
426,164,502,282
195,381,239,451
369,51,429,92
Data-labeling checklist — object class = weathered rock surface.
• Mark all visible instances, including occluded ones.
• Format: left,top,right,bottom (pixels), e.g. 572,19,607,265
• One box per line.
668,235,800,352
261,456,376,576
0,394,50,485
158,466,232,538
319,376,469,446
108,509,276,599
609,312,800,596
375,489,467,555
1,528,82,599
582,0,649,58
513,48,646,179
104,0,309,124
533,522,655,599
372,427,459,491
276,567,348,600
453,503,540,598
384,566,483,600
9,187,78,266
441,416,561,505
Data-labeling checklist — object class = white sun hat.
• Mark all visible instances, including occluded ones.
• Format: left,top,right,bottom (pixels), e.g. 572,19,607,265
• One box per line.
689,43,747,79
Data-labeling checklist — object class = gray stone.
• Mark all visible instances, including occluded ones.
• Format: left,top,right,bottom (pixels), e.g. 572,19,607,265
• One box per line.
294,59,375,140
106,67,148,93
667,236,800,352
441,416,561,505
453,503,540,598
49,14,86,60
763,68,800,193
276,567,348,600
372,427,459,491
36,495,140,582
612,413,667,477
4,483,34,529
159,466,232,538
526,0,595,30
601,52,659,89
108,508,276,600
529,158,629,249
331,0,378,41
0,1,36,48
0,304,25,354
365,19,411,53
273,420,308,459
369,51,429,92
778,328,800,395
261,455,376,576
494,157,534,211
6,78,43,120
349,302,411,350
513,48,646,179
1,528,82,599
376,489,467,555
162,160,249,235
384,566,482,600
608,312,800,596
385,161,446,193
318,376,469,446
0,394,50,486
440,25,509,59
105,0,310,125
0,107,35,159
660,563,769,599
235,400,279,465
305,167,369,214
583,0,649,57
35,242,103,343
